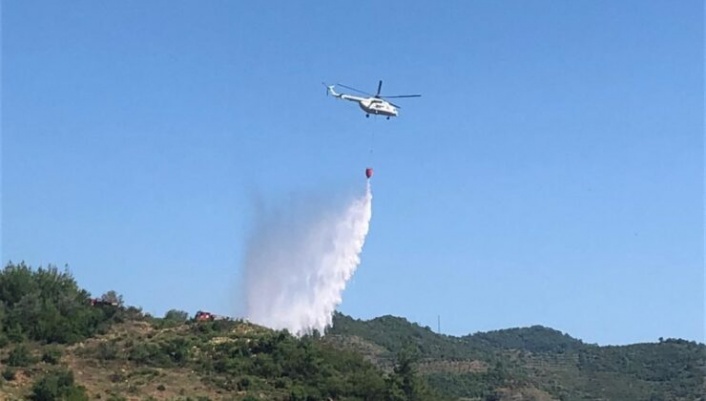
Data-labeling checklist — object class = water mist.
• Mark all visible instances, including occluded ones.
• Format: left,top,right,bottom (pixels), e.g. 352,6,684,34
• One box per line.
243,181,373,336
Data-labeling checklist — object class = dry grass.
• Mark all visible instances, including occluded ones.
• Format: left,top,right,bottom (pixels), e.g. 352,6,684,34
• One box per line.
0,321,267,401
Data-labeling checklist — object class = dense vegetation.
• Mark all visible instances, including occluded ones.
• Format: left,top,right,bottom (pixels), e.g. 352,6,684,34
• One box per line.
1,262,704,401
0,262,114,345
0,262,441,401
328,314,706,401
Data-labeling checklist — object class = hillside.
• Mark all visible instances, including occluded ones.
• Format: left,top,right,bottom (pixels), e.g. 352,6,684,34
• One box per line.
327,313,706,401
2,317,424,401
1,262,704,401
0,263,441,401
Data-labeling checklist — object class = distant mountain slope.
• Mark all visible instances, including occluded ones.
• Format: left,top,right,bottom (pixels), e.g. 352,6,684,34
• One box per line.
327,312,706,401
462,325,585,353
328,313,492,360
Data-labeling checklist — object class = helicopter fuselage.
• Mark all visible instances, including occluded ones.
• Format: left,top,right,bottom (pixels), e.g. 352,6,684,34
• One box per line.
335,93,398,118
358,98,398,117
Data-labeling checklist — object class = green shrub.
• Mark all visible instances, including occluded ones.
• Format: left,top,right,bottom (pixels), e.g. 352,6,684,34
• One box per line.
97,341,120,361
164,309,189,322
2,367,16,381
128,342,171,367
41,346,63,365
238,376,252,390
159,337,191,365
29,368,88,401
5,343,35,367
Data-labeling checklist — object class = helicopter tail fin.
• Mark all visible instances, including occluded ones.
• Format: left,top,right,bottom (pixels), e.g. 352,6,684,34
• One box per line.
322,82,339,97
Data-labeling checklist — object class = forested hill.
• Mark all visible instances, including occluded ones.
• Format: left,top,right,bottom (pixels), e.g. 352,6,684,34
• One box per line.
0,262,443,401
328,313,586,357
462,325,585,353
327,313,706,401
1,262,704,401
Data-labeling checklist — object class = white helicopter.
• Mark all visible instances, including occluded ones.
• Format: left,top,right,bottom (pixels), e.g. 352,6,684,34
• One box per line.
323,80,421,119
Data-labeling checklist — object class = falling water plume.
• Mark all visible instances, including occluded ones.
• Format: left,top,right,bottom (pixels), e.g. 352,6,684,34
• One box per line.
243,181,372,336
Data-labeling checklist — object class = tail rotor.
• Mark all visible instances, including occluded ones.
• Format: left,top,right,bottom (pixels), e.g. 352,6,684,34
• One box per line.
321,82,338,97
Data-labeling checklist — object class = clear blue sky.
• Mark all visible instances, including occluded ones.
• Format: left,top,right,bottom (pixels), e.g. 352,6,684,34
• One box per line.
2,1,703,346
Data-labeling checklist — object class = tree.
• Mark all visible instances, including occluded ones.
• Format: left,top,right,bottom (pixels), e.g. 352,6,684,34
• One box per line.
0,262,117,344
164,309,189,322
100,290,124,307
386,344,431,401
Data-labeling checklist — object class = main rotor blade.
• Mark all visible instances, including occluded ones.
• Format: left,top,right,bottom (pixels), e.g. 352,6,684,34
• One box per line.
381,94,422,98
336,83,373,97
376,80,383,97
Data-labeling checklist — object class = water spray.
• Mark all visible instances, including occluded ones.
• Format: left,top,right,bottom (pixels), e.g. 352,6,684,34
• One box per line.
243,179,373,336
